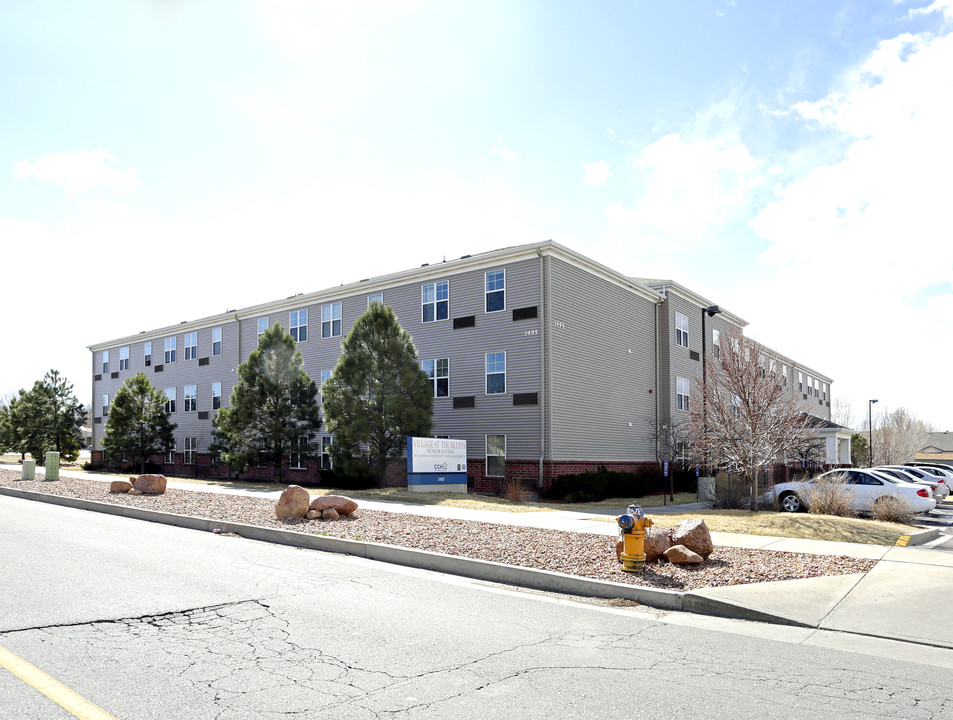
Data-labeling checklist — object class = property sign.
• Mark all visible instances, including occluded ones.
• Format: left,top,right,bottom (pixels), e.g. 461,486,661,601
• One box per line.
406,437,468,493
407,437,467,474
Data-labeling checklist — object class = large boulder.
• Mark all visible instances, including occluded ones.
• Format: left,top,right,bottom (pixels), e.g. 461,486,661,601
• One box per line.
133,474,167,495
276,485,311,520
309,495,358,516
109,480,133,494
644,525,674,563
664,545,704,565
671,518,714,559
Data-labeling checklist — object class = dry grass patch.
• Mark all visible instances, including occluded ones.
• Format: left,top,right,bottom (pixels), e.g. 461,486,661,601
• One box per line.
650,510,917,546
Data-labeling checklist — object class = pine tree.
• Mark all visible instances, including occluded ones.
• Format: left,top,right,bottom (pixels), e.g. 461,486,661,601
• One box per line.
218,323,322,482
322,302,433,487
102,372,177,473
4,371,87,464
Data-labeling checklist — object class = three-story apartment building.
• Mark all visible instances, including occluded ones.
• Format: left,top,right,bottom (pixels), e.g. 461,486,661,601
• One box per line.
88,241,843,490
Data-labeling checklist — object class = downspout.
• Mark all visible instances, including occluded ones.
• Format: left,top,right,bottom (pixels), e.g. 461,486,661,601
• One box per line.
537,249,546,490
654,298,660,464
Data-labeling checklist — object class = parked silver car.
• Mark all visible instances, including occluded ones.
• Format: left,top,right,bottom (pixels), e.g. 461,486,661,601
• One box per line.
873,466,949,499
765,469,937,514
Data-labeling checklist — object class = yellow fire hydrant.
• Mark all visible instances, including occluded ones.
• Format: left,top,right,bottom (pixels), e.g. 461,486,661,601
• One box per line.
617,503,653,574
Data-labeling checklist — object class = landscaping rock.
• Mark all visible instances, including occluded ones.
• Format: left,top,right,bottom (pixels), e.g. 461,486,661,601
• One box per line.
310,495,358,516
276,485,310,520
132,474,167,495
128,489,143,495
664,544,704,565
109,480,133,494
306,510,321,520
644,525,674,563
322,508,340,521
672,518,713,558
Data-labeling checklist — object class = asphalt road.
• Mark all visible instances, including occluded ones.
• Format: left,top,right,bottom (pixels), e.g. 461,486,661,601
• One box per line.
0,496,950,720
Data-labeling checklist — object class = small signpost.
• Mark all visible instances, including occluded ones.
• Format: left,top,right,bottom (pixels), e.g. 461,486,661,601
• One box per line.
406,437,468,493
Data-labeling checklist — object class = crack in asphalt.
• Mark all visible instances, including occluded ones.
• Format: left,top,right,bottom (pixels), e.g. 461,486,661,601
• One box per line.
6,601,950,719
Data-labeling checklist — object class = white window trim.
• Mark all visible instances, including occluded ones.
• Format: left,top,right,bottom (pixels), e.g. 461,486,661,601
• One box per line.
212,327,222,356
676,376,690,412
321,302,342,338
184,437,196,465
486,434,506,477
101,350,109,374
290,309,308,343
290,435,307,470
258,317,269,338
675,311,689,348
423,358,450,398
165,387,176,414
485,269,505,313
712,329,720,358
184,332,197,361
119,346,129,371
212,381,222,410
422,280,449,323
184,385,197,413
164,337,176,364
368,293,383,307
485,352,506,395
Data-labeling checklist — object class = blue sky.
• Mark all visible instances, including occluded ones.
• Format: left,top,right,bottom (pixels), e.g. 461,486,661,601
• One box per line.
1,0,951,431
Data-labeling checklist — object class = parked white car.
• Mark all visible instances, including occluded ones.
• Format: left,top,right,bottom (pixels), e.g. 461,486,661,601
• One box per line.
873,466,949,499
764,469,937,514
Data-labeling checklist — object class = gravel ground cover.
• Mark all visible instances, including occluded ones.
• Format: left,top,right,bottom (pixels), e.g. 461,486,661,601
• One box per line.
0,470,877,591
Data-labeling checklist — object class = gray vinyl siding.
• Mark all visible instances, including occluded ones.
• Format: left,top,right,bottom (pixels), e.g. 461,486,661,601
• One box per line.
92,320,241,455
547,258,658,462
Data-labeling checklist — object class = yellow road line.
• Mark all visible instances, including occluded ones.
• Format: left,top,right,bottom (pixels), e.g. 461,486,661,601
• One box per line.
0,645,119,720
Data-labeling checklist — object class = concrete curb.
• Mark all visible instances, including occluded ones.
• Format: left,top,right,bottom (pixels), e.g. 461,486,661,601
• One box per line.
0,485,684,612
901,527,939,546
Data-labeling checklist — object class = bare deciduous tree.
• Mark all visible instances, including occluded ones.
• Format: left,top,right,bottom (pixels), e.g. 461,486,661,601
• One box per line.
831,397,855,429
872,406,932,465
686,329,817,512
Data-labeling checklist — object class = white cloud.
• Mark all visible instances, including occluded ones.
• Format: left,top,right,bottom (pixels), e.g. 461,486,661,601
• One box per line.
581,161,611,186
605,133,762,247
744,4,953,428
489,138,519,160
13,151,140,196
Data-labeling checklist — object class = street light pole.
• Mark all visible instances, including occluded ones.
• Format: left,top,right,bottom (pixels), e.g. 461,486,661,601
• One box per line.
868,399,878,466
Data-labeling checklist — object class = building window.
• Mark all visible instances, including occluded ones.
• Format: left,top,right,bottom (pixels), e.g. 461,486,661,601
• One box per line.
486,352,506,394
712,329,720,359
166,445,175,464
423,358,449,397
485,270,505,313
290,436,307,470
486,435,506,477
184,332,197,360
184,437,196,465
798,372,804,393
290,309,308,342
164,337,176,364
321,302,342,338
781,364,788,386
184,385,197,413
102,394,109,417
144,342,152,367
823,383,828,402
676,376,690,411
164,387,176,414
258,317,269,338
368,293,383,307
119,346,129,371
422,281,449,323
675,312,689,348
101,350,109,374
732,394,741,417
321,436,333,470
212,327,222,356
212,382,222,410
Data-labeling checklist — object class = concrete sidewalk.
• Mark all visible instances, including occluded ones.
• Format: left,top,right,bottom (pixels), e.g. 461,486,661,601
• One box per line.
10,466,953,648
